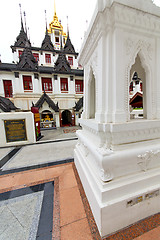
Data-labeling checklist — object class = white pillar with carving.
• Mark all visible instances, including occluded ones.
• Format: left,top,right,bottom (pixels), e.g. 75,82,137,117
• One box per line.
75,0,160,237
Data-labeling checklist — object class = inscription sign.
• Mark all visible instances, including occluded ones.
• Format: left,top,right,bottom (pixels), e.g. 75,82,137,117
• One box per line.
34,113,40,122
4,119,27,143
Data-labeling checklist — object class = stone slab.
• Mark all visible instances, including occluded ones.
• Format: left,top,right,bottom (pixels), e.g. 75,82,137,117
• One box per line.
0,148,12,160
0,191,43,240
2,140,77,170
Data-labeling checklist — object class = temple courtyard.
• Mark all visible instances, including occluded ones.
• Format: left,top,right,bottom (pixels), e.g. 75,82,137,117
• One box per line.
0,127,159,239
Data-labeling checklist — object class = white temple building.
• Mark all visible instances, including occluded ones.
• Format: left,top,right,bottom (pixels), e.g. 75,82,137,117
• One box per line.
0,1,84,128
75,0,160,237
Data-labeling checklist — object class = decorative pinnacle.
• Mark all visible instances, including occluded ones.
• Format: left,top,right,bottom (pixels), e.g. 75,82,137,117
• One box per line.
67,16,69,36
28,27,30,40
54,0,56,16
19,3,24,30
44,10,48,34
23,11,27,34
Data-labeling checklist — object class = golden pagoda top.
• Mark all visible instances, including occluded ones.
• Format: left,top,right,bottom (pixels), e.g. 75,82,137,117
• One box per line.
48,0,67,39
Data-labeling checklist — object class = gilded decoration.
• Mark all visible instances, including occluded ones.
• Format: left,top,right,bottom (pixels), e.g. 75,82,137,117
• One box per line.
48,0,67,40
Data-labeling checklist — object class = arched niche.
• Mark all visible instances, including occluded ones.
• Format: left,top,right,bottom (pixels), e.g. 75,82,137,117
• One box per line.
87,67,96,119
127,50,152,120
129,55,145,117
41,110,53,121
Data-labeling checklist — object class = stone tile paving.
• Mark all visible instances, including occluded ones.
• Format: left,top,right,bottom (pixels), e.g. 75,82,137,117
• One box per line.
0,144,160,239
0,163,93,240
40,126,80,142
2,140,77,170
0,148,12,160
0,179,54,240
0,191,43,240
73,164,160,240
135,226,160,239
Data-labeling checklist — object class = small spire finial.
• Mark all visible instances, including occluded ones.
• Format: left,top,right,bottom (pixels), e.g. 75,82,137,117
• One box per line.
54,0,56,16
28,27,30,40
19,3,24,30
66,16,69,36
44,10,48,34
23,11,27,35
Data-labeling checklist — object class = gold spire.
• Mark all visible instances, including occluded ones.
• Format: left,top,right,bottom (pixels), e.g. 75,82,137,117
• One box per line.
48,0,67,40
54,0,56,17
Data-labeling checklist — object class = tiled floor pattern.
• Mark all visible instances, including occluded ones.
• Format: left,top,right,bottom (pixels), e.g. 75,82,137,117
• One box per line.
0,191,43,240
0,163,160,239
1,140,76,171
0,181,54,240
0,147,13,160
39,126,80,142
0,147,21,168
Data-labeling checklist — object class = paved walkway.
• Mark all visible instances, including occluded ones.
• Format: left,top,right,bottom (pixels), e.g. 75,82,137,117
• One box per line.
0,162,160,240
40,126,80,142
0,147,12,160
0,126,79,171
0,126,160,239
2,140,76,171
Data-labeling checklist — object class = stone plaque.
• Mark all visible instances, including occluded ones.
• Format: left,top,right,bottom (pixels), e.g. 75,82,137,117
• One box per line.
4,119,27,143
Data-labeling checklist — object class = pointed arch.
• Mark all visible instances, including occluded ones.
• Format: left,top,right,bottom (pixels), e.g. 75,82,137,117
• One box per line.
126,46,152,120
87,66,96,119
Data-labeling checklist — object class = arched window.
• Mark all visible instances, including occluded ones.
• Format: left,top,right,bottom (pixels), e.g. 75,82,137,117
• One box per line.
129,54,146,119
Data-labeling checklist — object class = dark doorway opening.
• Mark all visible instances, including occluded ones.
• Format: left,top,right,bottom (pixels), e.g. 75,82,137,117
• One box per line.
62,110,72,126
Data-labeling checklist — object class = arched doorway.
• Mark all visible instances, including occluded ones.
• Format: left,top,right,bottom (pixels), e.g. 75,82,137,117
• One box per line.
41,110,55,128
129,54,146,119
62,110,72,126
41,110,53,121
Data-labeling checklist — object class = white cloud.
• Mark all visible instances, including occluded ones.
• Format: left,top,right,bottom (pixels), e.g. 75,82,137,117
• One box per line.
0,0,97,63
153,0,160,6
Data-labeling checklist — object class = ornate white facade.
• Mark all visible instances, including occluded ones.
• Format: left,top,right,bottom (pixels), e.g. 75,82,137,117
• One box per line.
75,0,160,237
0,3,83,128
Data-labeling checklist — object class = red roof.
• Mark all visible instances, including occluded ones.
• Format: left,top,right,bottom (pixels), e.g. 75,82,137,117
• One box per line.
130,92,143,108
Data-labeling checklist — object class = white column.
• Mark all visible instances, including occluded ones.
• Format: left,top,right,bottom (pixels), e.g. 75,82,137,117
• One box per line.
12,75,17,95
36,78,41,93
156,37,160,119
75,112,79,126
17,74,24,93
54,76,59,94
105,28,113,123
0,78,4,96
81,66,89,119
112,28,127,123
69,77,74,94
55,112,60,127
95,31,107,123
31,74,36,93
